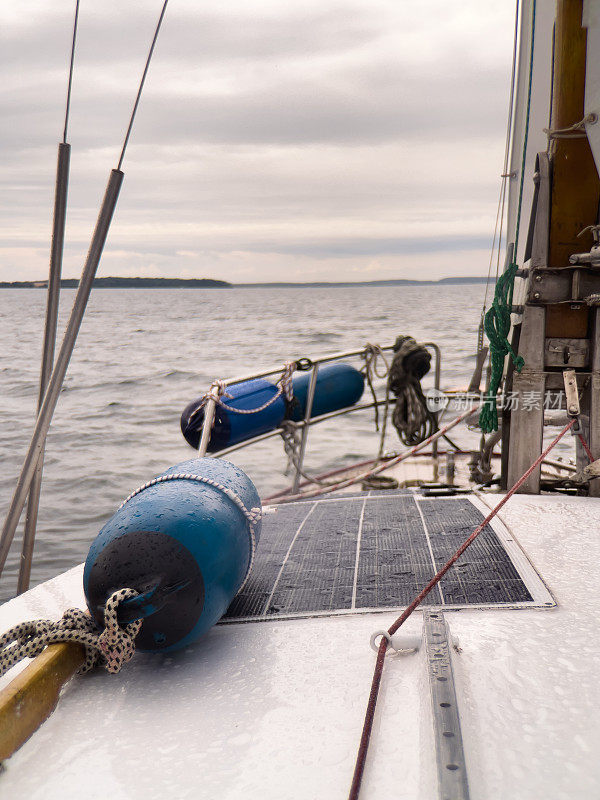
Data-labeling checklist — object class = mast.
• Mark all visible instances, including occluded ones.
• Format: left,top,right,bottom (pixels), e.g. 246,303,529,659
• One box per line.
506,0,600,493
548,0,600,272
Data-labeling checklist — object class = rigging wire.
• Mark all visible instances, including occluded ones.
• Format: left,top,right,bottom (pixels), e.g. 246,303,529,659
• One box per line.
479,0,537,434
513,0,537,259
63,0,81,143
117,0,169,171
481,0,520,322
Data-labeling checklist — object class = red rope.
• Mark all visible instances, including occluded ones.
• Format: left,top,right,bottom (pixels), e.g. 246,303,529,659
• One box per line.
274,405,479,505
577,433,594,463
347,418,575,800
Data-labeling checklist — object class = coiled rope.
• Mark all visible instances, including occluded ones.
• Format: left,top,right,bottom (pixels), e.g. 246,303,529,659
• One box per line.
0,588,142,678
388,337,437,446
479,263,525,432
348,417,576,800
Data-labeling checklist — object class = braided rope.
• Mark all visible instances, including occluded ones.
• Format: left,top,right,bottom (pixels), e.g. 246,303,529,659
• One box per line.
195,362,296,422
0,588,142,678
119,473,261,593
361,344,389,381
479,263,524,433
361,343,390,435
280,421,338,488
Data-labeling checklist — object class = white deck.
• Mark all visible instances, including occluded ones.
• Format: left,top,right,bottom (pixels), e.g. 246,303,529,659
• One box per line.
1,493,599,799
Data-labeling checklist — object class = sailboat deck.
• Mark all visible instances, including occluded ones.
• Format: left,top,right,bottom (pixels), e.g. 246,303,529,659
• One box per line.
0,493,599,800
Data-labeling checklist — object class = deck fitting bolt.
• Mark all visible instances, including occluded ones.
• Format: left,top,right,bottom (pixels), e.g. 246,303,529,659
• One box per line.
533,292,541,300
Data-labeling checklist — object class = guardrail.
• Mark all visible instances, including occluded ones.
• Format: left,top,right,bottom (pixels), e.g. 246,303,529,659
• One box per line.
198,342,442,491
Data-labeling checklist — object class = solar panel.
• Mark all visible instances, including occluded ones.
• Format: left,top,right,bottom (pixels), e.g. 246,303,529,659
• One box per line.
223,491,553,622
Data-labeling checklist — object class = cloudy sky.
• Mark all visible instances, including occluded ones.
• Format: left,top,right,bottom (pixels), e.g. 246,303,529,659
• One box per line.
1,0,516,283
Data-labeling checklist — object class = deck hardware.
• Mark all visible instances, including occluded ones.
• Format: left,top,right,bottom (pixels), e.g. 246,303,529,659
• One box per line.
569,226,600,267
563,369,583,435
424,611,470,800
369,630,420,654
569,457,600,484
584,460,600,479
563,369,579,415
545,338,589,369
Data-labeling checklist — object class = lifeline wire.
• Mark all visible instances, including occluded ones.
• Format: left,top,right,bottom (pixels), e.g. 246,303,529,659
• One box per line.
63,0,80,143
117,0,169,170
347,417,575,800
480,0,537,433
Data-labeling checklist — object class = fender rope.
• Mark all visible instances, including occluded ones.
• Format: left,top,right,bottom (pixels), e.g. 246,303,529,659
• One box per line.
347,418,575,800
191,362,296,425
120,472,261,593
0,588,142,678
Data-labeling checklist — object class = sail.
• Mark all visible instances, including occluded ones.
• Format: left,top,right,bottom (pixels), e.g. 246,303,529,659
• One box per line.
506,0,554,268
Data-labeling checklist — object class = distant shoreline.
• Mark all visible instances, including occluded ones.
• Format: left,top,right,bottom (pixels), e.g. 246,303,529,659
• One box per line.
0,275,493,289
0,277,231,289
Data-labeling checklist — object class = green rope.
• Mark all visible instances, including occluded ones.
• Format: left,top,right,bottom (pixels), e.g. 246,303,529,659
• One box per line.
479,263,524,432
479,0,536,433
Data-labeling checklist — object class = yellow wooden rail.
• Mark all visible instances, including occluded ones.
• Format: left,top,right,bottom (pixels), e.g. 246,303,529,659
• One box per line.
0,642,84,762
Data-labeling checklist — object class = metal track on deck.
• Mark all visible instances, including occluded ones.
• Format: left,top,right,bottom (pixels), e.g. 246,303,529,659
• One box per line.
424,610,470,800
223,490,554,622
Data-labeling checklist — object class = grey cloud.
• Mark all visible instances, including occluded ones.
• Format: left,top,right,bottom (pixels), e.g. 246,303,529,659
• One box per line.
0,1,515,281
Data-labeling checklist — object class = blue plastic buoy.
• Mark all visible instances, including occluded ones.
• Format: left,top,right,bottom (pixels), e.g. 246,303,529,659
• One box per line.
83,458,261,653
290,363,364,421
181,378,285,452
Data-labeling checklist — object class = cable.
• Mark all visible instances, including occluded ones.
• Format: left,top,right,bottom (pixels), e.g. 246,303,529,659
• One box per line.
63,0,81,143
117,0,169,171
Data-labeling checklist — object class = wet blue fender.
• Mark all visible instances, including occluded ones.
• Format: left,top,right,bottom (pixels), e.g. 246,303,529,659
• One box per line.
289,363,364,421
181,378,285,452
83,458,261,653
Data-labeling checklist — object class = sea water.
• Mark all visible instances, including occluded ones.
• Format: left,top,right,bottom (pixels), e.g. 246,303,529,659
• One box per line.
0,283,520,599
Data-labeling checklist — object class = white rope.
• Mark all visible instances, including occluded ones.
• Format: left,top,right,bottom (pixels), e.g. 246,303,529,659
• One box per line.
119,473,261,593
362,344,390,380
361,343,391,445
279,421,338,487
544,112,597,140
194,362,296,423
0,588,142,677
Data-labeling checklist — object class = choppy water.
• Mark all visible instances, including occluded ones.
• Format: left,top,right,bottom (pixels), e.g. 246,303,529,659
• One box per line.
0,284,496,600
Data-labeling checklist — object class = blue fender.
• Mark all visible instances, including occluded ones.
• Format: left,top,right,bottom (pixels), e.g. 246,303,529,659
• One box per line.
83,458,261,653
